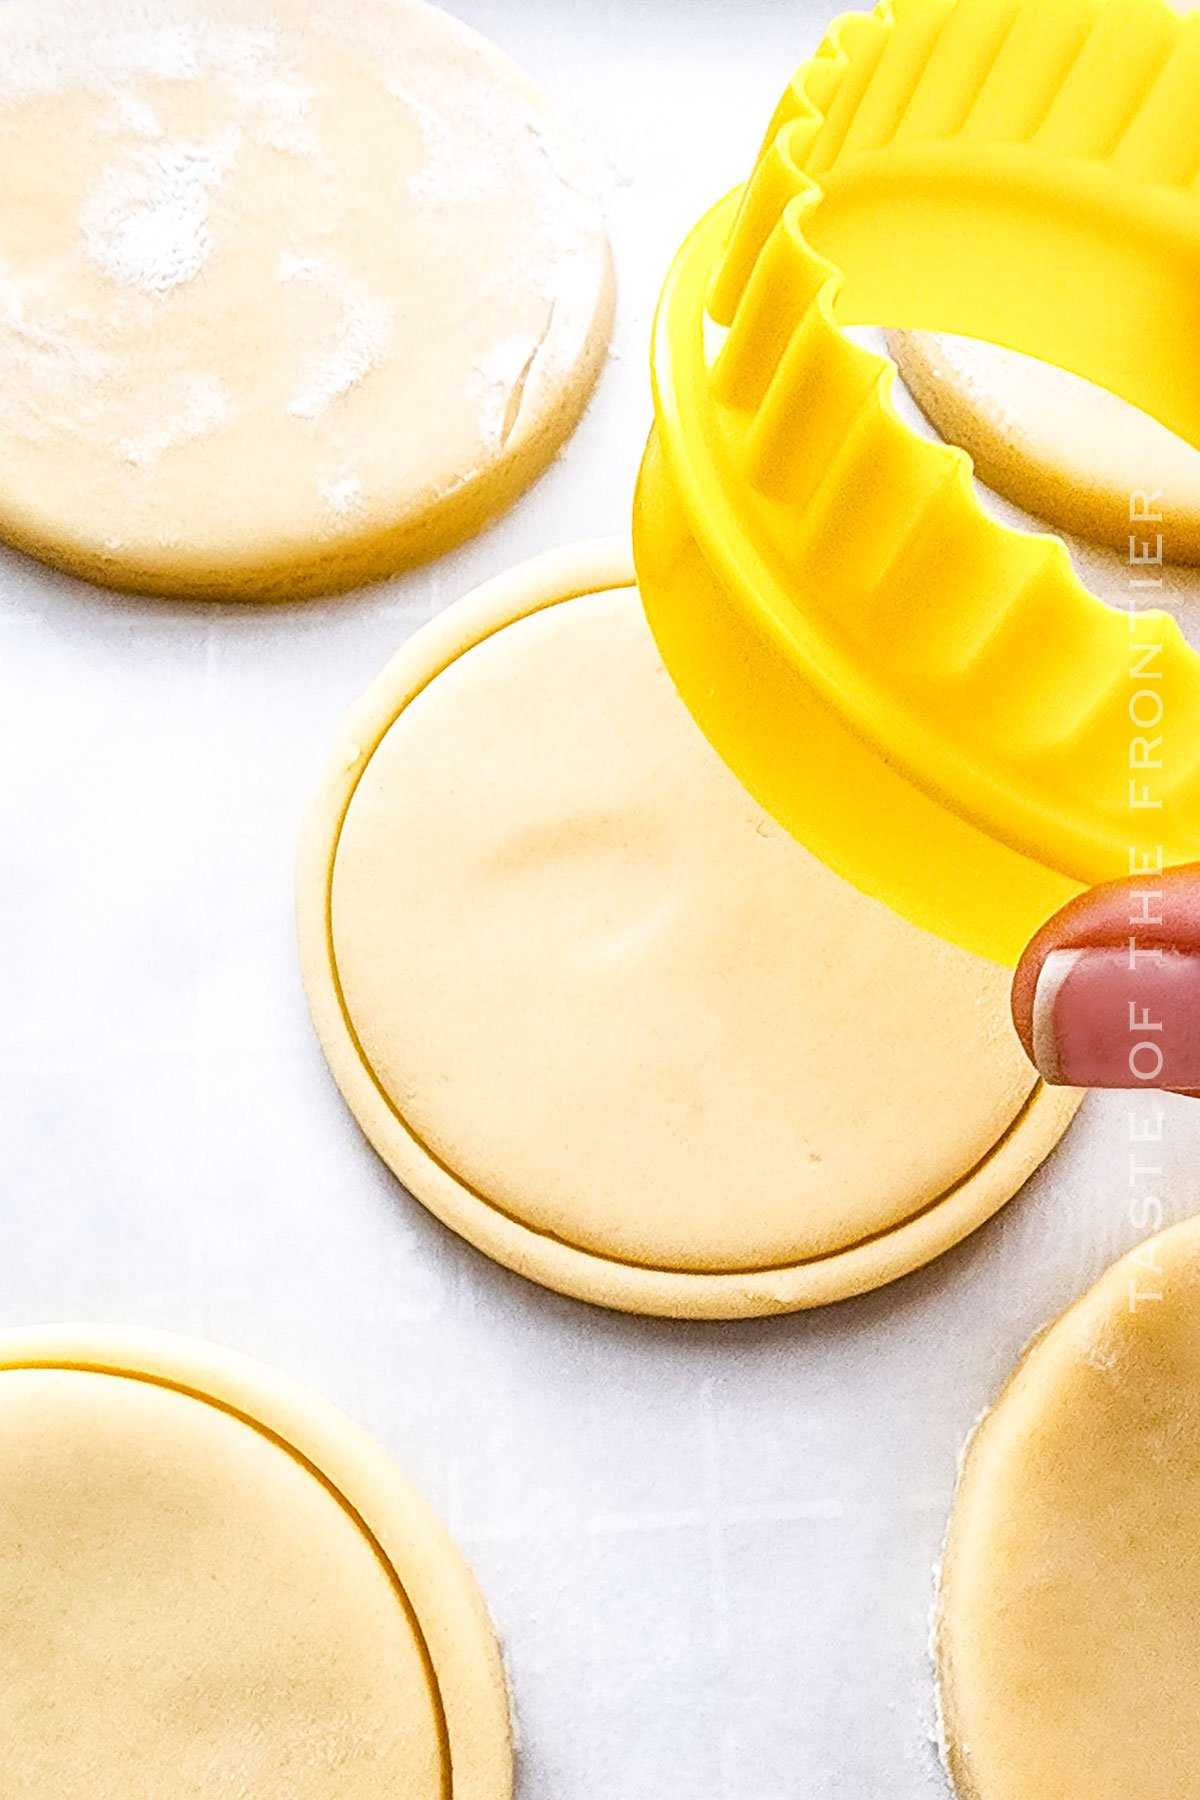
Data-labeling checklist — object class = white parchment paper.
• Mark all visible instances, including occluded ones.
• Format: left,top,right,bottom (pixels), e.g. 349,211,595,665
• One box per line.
2,3,1198,1795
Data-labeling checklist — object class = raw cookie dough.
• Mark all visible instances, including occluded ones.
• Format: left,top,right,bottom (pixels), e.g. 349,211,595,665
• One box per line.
888,329,1200,564
937,1217,1200,1800
298,543,1081,1318
0,1327,511,1799
0,0,613,599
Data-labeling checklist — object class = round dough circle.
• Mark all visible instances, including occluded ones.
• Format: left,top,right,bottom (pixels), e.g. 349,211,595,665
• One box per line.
0,1326,511,1799
888,329,1200,564
0,0,613,599
937,1217,1200,1800
297,541,1081,1318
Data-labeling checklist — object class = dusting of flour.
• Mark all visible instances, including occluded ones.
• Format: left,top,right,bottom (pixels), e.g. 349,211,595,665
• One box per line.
121,369,233,468
278,253,394,424
83,127,243,293
319,466,366,519
16,20,320,297
388,58,607,458
0,0,611,580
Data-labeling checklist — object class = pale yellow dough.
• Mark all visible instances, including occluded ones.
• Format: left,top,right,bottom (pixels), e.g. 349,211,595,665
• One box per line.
889,329,1200,563
298,544,1081,1317
0,1329,511,1798
0,0,613,598
938,1217,1200,1800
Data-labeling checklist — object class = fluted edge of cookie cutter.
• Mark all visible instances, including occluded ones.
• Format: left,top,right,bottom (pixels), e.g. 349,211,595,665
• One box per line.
635,0,1200,965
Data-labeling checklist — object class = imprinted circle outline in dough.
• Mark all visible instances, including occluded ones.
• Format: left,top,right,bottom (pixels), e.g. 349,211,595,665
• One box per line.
0,1325,513,1800
297,539,1083,1320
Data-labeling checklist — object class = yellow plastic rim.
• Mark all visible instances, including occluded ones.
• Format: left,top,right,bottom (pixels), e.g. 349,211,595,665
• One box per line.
635,0,1200,966
0,1325,513,1800
297,539,1081,1320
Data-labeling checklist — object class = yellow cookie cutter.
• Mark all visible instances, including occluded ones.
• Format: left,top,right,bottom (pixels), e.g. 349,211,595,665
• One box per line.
634,0,1200,966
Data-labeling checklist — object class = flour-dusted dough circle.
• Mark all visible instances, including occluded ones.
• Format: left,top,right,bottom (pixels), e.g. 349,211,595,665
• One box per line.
0,1327,511,1799
297,542,1081,1318
0,0,613,599
937,1217,1200,1800
888,329,1200,564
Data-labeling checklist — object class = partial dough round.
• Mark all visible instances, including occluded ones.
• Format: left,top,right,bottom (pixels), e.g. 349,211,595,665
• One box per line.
298,541,1081,1317
888,329,1200,564
937,1217,1200,1800
0,1327,511,1798
0,0,613,599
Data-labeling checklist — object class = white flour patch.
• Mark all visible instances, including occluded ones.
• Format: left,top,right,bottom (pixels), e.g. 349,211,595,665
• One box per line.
391,66,602,249
82,126,242,293
320,467,366,518
73,23,324,296
0,260,114,441
224,72,319,159
279,253,393,421
108,90,165,140
393,74,538,208
88,22,281,89
389,64,606,419
389,81,464,200
91,23,205,84
121,369,233,469
7,16,321,296
89,21,318,156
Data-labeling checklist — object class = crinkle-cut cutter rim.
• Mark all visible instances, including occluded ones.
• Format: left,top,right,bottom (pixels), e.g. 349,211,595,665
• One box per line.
635,0,1200,966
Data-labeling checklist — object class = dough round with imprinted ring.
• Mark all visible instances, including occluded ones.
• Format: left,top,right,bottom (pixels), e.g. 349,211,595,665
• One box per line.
937,1216,1200,1800
298,542,1081,1318
0,0,613,598
0,1327,511,1799
889,329,1200,564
